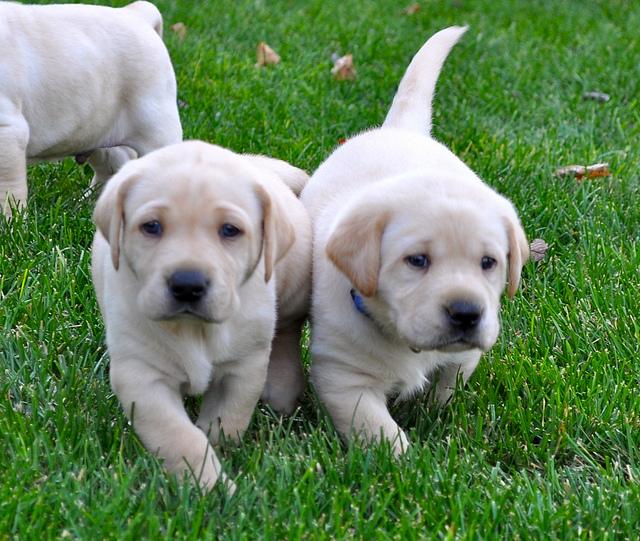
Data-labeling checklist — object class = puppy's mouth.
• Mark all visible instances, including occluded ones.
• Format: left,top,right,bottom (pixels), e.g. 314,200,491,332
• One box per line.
412,333,486,353
434,338,482,353
154,304,217,323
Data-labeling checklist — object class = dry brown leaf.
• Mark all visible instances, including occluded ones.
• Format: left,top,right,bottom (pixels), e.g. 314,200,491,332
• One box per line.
255,42,280,67
170,22,187,41
404,3,421,14
529,238,549,262
582,91,610,103
555,162,610,180
331,54,356,81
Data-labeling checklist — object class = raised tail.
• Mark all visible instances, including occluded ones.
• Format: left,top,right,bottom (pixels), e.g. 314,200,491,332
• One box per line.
382,26,468,135
124,1,164,37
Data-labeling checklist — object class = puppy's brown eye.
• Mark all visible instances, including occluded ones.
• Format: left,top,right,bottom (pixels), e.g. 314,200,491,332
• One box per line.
405,254,430,269
220,223,242,239
141,220,162,237
481,256,496,270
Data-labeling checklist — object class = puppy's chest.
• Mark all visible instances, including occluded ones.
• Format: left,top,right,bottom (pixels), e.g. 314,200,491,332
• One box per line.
168,326,262,396
388,352,440,398
175,336,218,396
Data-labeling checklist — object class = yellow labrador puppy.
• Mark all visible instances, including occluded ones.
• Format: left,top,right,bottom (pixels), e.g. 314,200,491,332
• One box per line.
0,1,181,215
92,141,310,490
301,27,529,454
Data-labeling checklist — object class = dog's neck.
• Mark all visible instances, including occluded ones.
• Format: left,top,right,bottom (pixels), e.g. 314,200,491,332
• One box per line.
349,288,373,319
349,288,421,354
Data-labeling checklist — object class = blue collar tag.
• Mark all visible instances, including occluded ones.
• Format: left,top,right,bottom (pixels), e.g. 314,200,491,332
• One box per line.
350,288,421,354
350,288,372,319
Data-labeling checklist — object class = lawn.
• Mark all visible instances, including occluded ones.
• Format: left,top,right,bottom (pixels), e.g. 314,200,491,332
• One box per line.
1,0,639,539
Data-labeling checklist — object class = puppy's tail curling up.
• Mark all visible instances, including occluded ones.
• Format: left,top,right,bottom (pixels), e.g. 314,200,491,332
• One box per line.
125,1,164,37
383,26,468,135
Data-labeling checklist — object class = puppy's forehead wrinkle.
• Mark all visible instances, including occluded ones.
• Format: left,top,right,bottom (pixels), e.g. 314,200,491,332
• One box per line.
124,167,262,223
354,171,511,224
129,199,171,219
381,203,507,258
378,169,514,212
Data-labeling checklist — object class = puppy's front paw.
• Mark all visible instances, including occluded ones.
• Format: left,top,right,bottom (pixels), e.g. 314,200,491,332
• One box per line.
391,429,410,456
220,473,237,496
184,452,224,493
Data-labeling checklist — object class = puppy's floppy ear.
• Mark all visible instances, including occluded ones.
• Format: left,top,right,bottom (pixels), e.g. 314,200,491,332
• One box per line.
254,184,296,282
503,211,529,298
326,205,389,297
93,168,141,271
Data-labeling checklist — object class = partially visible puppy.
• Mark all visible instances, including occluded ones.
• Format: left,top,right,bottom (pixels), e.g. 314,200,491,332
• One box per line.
0,1,182,215
92,141,311,490
301,27,529,454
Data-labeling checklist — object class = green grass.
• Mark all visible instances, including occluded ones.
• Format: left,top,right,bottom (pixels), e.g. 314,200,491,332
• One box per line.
2,0,639,538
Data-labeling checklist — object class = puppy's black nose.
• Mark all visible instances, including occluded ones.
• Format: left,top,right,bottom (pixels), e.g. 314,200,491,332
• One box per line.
168,271,209,303
446,300,482,331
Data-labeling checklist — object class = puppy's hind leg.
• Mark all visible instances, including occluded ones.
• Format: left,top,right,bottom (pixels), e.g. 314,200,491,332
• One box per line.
0,115,29,216
85,146,138,189
261,320,306,415
127,99,183,158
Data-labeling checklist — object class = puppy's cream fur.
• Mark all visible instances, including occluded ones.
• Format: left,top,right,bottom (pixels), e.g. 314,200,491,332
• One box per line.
92,141,310,490
301,27,528,454
0,1,182,214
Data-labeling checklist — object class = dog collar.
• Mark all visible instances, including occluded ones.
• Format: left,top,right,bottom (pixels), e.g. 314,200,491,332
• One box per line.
350,288,372,318
349,289,421,354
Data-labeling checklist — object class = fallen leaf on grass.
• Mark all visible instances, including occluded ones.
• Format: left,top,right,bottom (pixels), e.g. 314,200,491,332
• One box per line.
170,22,187,41
554,162,610,180
529,238,548,262
255,42,280,67
331,54,356,80
582,91,610,103
404,3,421,14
